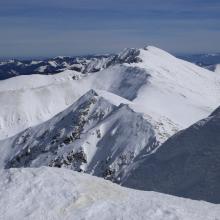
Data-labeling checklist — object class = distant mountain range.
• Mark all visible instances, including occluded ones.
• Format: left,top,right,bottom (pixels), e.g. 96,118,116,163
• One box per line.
0,49,140,80
0,51,219,80
179,53,220,72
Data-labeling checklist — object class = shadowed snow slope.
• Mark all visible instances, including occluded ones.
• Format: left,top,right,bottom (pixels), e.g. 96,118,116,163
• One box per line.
1,90,157,183
123,105,220,203
0,167,219,220
0,46,219,143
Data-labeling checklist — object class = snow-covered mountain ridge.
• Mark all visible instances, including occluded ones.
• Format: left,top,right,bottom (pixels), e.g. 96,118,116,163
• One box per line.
1,90,158,183
0,167,219,220
0,46,219,142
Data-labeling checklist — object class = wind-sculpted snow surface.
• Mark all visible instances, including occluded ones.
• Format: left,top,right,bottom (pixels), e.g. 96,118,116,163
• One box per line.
0,167,219,220
1,90,158,183
123,106,220,203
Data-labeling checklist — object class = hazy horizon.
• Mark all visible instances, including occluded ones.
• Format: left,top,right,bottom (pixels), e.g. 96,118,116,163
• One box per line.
1,47,220,61
1,0,220,58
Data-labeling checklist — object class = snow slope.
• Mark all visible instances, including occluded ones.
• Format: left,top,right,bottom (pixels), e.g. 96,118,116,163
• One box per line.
0,69,82,92
134,46,220,127
0,46,219,142
1,90,157,183
0,70,86,140
123,105,220,203
215,64,220,74
0,166,219,220
88,46,220,140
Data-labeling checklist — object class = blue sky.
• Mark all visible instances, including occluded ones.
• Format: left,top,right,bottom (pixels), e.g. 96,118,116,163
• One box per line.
0,0,220,58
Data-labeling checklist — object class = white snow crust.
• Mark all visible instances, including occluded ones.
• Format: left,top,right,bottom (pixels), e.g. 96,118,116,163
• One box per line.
0,167,219,220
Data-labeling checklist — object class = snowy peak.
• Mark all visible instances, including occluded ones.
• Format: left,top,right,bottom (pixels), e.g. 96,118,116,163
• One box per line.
143,45,175,57
68,88,99,108
1,89,158,183
115,47,142,63
81,47,142,73
133,45,220,128
3,90,115,167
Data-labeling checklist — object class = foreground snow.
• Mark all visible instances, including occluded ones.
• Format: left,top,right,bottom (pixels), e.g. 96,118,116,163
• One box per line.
0,167,219,220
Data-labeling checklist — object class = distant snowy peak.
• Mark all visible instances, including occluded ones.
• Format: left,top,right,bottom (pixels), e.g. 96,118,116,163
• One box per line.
73,47,142,73
2,89,158,182
143,45,174,57
114,47,142,63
